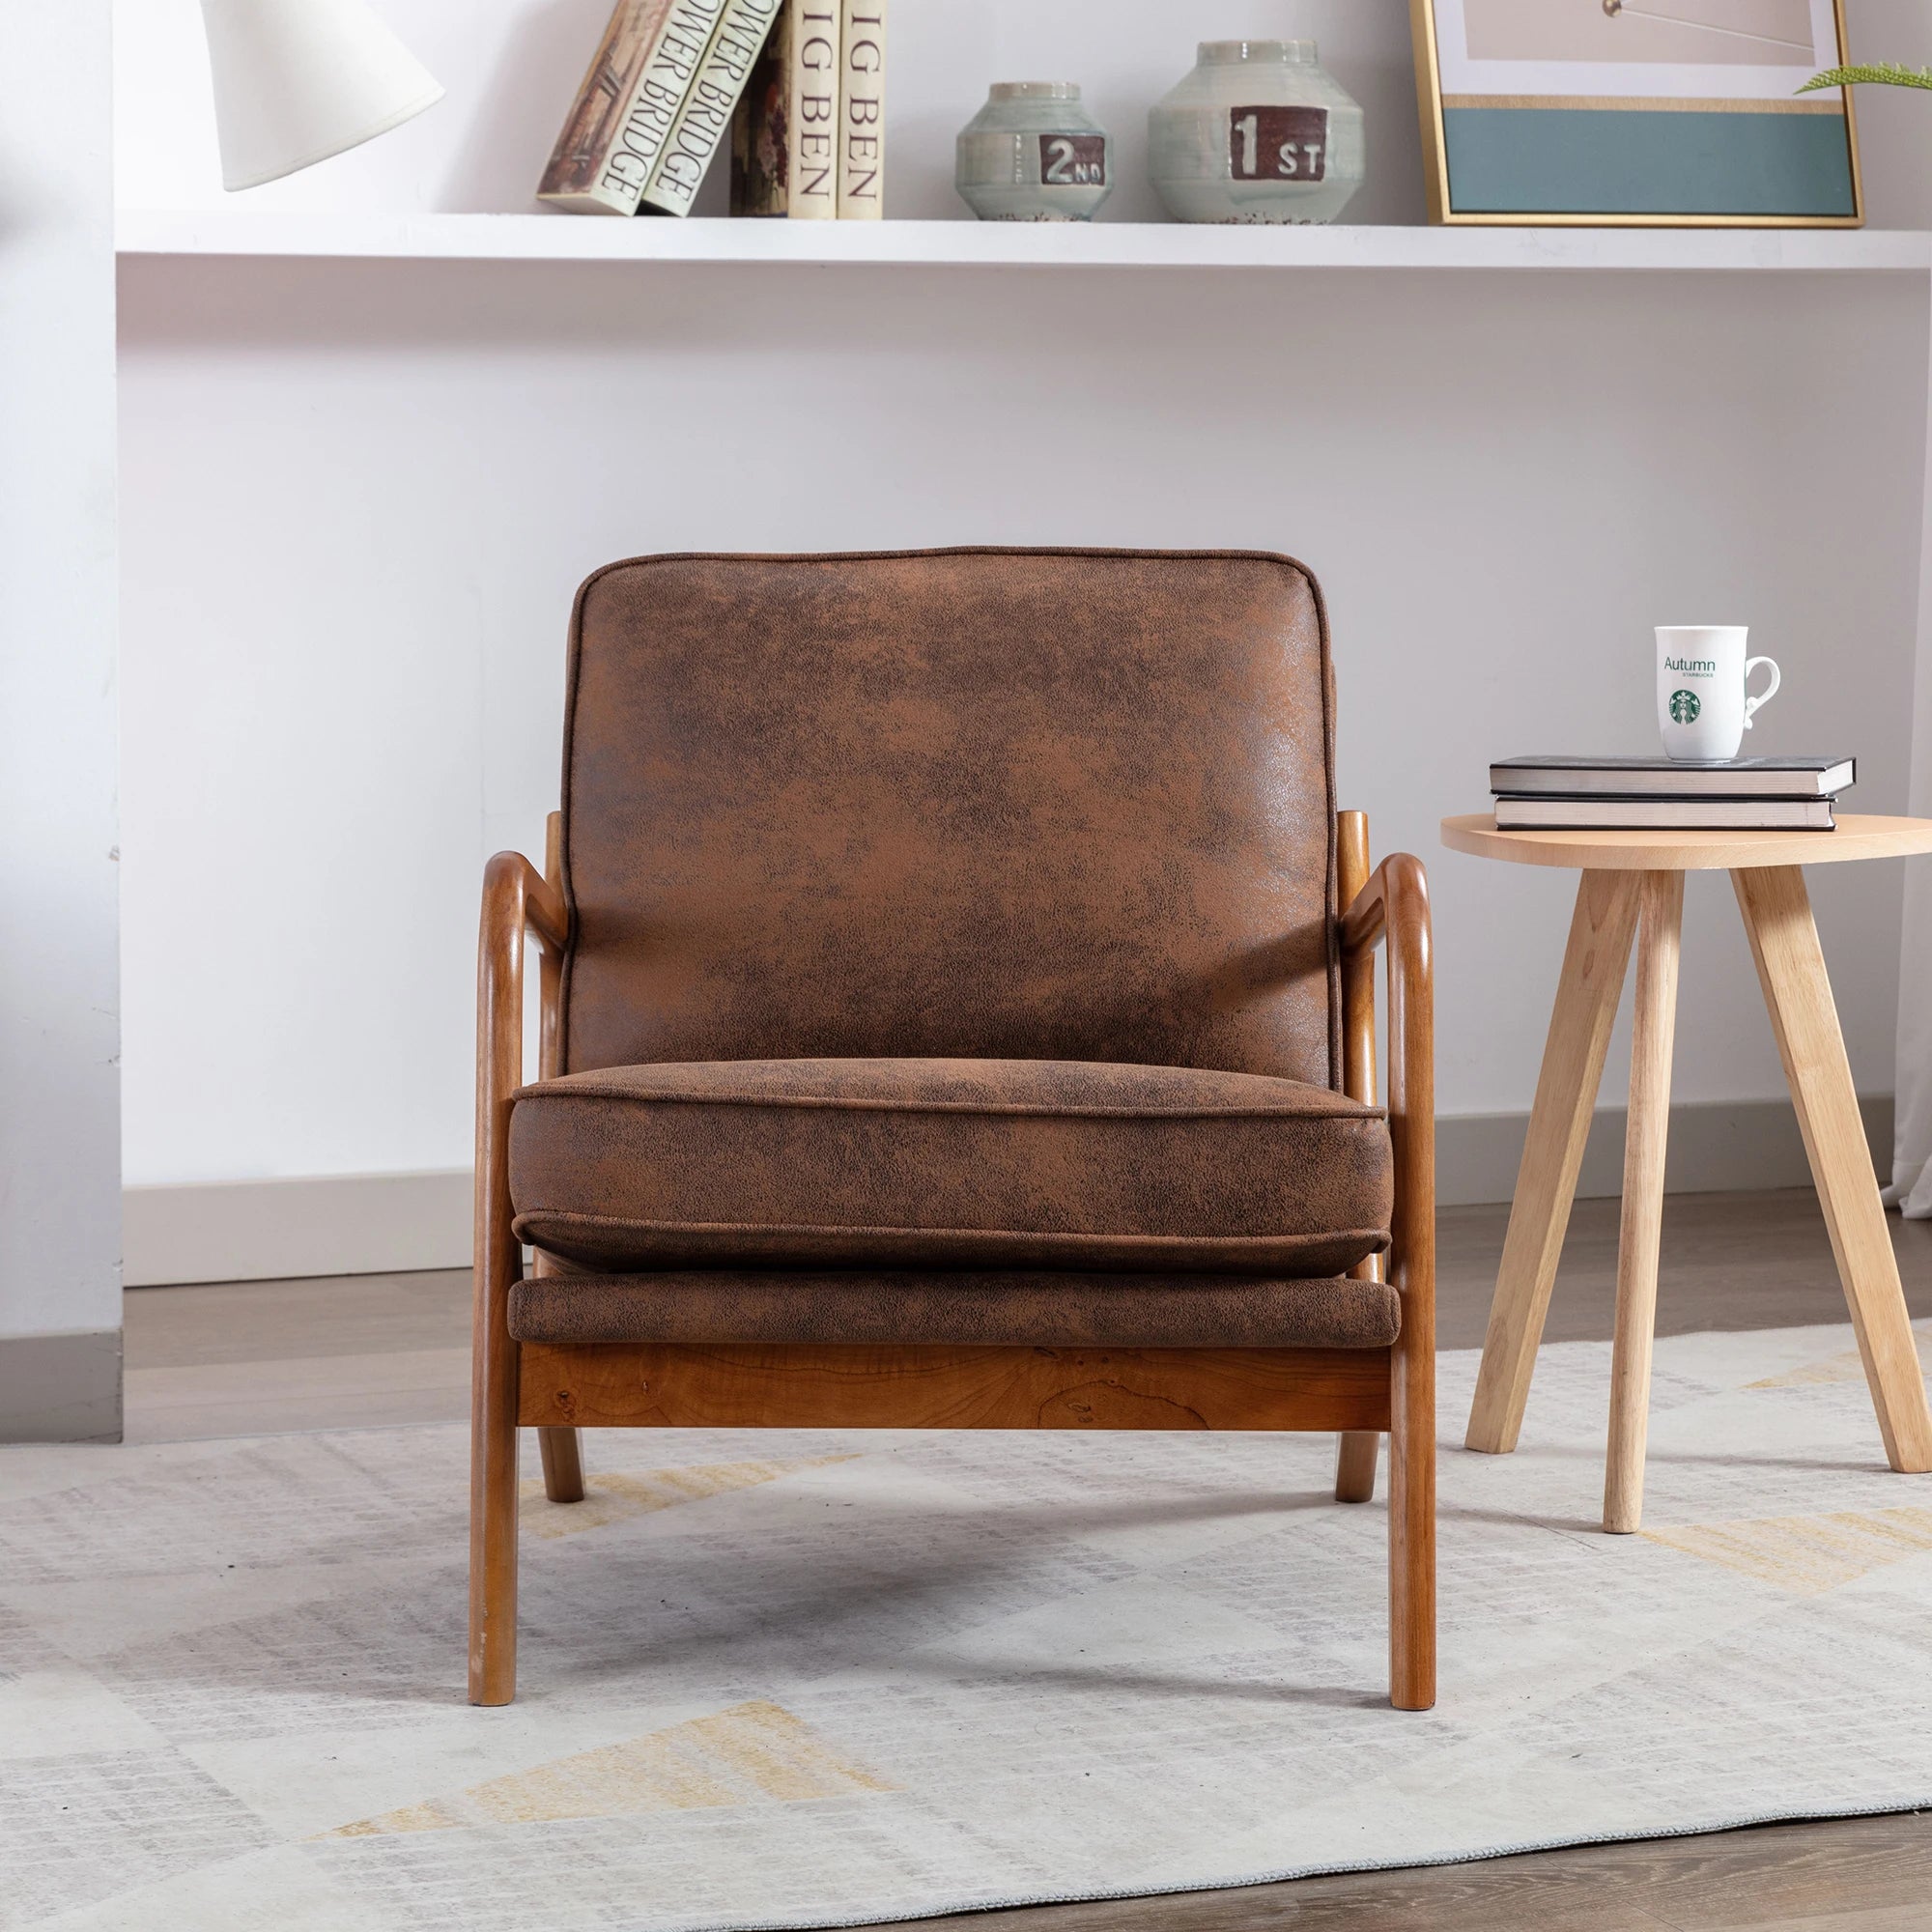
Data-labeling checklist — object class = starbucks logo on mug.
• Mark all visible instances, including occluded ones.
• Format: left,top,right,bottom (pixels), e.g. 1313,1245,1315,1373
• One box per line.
1669,690,1700,724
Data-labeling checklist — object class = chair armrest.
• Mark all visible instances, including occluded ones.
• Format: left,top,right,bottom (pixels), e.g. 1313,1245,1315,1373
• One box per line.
1340,852,1427,970
1339,854,1435,1326
477,852,570,1237
478,851,568,1108
479,848,567,1081
482,851,567,957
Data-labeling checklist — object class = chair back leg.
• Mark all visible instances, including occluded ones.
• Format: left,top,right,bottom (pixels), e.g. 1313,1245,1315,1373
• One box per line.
528,811,587,1513
1334,1429,1380,1503
538,1425,585,1503
1334,810,1385,1505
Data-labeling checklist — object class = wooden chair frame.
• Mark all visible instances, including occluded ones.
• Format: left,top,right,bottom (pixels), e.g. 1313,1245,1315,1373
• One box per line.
469,810,1435,1709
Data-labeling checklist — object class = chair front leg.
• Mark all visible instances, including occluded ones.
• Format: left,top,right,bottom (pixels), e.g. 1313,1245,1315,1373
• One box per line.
469,1137,521,1707
469,851,565,1707
1345,853,1435,1712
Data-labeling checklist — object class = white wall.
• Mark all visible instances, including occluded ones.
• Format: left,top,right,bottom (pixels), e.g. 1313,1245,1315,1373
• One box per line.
3,3,121,1432
116,1,1932,1233
1842,0,1932,232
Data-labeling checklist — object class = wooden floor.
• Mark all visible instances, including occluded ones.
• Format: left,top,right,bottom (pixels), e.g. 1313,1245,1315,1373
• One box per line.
124,1187,1932,1442
124,1264,472,1441
123,1185,1932,1931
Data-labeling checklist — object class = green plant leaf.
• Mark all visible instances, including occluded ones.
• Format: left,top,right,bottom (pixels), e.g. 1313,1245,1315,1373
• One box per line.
1800,62,1932,93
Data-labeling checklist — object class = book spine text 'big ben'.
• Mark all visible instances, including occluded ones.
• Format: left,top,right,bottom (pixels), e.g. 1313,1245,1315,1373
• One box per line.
837,0,885,217
786,2,839,218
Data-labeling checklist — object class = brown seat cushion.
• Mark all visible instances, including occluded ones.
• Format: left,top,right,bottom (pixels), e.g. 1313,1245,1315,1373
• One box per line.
508,1269,1400,1350
509,1057,1391,1277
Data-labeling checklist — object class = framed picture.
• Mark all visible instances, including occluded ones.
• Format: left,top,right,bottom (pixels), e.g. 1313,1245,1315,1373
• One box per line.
1408,0,1861,225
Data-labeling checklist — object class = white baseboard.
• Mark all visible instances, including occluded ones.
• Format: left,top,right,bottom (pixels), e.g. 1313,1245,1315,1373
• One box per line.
0,1330,122,1441
124,1169,473,1287
1436,1094,1891,1208
122,1095,1893,1285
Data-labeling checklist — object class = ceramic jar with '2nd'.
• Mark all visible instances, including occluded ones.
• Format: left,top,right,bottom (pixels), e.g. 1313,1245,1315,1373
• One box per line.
956,83,1115,222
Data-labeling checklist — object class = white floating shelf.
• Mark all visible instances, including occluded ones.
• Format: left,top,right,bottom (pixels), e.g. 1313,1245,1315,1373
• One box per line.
117,209,1932,273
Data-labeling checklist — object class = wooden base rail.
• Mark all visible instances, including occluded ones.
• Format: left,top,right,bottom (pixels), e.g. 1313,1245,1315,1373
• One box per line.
516,1342,1395,1433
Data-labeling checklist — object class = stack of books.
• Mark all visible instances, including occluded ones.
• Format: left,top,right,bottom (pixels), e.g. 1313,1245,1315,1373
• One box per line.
1490,755,1857,831
537,0,886,220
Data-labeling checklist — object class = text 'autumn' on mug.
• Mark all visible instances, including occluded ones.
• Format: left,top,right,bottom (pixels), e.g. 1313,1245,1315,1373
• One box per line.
1656,626,1780,761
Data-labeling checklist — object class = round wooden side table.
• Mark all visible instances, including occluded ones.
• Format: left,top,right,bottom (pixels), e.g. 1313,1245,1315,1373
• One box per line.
1440,812,1932,1533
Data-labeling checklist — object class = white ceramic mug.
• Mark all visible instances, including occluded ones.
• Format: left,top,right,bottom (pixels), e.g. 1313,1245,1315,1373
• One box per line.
1656,626,1780,761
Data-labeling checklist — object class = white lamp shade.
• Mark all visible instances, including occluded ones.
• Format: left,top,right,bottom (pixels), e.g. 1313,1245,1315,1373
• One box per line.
198,0,444,191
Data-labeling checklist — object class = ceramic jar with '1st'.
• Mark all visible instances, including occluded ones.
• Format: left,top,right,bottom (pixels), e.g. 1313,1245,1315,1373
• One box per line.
956,82,1115,222
1150,40,1364,224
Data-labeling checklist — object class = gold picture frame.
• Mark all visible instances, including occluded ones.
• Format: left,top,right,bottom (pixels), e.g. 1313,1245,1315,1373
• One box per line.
1407,0,1862,226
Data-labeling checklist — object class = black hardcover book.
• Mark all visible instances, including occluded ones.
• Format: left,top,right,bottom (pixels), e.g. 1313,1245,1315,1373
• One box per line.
1491,754,1854,800
1492,796,1834,831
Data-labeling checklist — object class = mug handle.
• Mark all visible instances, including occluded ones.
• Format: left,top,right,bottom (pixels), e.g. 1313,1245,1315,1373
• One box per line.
1743,656,1780,729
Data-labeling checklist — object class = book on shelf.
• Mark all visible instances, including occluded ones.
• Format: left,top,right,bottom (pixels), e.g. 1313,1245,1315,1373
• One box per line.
730,0,839,216
536,0,674,212
640,0,785,216
1493,796,1836,831
538,0,730,215
1490,754,1855,799
730,2,790,214
789,1,840,217
838,0,887,217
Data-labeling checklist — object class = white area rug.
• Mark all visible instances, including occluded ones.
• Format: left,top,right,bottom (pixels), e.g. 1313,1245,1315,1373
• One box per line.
4,1322,1932,1932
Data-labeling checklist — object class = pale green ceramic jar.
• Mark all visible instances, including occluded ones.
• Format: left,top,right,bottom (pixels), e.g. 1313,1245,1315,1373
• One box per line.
1149,40,1365,224
956,82,1115,222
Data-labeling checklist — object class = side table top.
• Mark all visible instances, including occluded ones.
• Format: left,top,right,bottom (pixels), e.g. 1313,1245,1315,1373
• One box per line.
1440,812,1932,871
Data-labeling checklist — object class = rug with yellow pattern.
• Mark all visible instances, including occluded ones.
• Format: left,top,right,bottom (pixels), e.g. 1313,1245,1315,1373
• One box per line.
2,1321,1931,1931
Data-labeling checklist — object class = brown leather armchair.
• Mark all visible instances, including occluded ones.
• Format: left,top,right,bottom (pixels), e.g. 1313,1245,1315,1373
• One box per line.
470,548,1435,1710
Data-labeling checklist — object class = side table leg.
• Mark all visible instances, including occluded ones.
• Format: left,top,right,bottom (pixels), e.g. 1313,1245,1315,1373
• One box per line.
1733,866,1932,1474
1604,872,1684,1533
1468,869,1643,1454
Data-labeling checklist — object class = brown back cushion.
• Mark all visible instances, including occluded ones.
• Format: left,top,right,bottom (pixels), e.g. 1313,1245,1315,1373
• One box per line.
559,548,1340,1085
